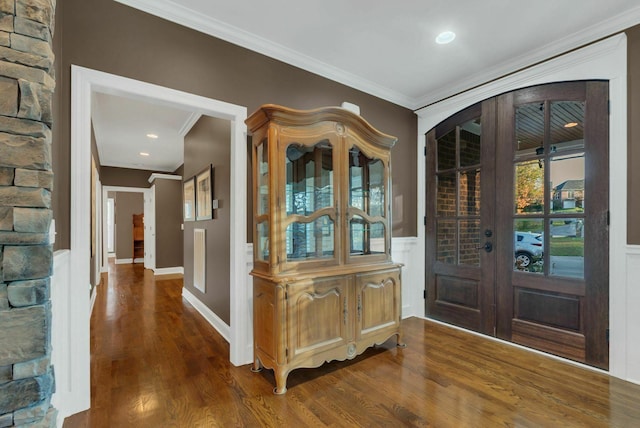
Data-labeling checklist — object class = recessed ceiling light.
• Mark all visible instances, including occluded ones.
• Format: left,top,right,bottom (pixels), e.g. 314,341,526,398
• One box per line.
139,152,150,157
146,133,159,139
436,31,456,45
564,122,579,128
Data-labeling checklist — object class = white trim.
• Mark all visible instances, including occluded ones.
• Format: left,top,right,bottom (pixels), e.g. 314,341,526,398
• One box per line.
389,237,422,319
182,286,231,343
101,185,150,272
415,34,631,381
90,282,98,315
148,173,182,183
71,68,250,423
51,250,79,427
153,266,184,275
178,111,202,137
625,245,640,384
134,257,144,263
69,66,92,415
113,0,414,109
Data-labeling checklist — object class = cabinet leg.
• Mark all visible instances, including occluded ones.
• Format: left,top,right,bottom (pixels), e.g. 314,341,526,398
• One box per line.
251,358,263,373
273,369,288,395
396,332,407,348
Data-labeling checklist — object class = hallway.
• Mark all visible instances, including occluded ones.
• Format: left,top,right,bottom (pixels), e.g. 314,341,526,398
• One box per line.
63,262,640,427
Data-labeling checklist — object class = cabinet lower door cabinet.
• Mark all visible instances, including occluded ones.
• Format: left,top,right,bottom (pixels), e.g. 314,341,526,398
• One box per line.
253,267,402,394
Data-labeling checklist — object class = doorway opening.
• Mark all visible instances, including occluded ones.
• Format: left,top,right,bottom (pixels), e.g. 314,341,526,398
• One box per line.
68,66,249,414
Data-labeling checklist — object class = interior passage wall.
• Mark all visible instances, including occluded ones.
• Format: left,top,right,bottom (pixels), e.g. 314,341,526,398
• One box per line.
153,178,183,269
183,116,231,324
53,0,418,250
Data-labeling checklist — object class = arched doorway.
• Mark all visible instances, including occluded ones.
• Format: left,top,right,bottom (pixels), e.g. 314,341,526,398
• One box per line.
424,81,609,369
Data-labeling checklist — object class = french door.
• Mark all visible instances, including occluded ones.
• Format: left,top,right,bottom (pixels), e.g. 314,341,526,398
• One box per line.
425,81,609,369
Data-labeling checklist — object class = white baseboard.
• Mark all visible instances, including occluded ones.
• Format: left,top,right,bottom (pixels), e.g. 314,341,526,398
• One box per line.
182,286,231,343
115,258,144,264
154,266,184,275
90,282,98,315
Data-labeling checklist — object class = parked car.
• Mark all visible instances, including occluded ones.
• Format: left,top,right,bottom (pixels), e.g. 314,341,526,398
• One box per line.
515,231,543,268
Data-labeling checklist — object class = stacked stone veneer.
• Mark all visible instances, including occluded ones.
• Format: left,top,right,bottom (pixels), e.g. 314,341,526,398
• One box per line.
0,0,56,427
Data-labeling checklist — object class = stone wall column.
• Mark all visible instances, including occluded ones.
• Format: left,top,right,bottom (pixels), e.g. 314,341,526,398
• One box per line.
0,0,57,426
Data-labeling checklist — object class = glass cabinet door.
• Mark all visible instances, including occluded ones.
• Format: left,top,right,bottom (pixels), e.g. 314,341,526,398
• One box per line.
255,139,269,262
284,139,336,263
348,146,387,257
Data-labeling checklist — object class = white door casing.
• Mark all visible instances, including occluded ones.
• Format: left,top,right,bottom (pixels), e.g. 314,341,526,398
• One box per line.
71,66,249,416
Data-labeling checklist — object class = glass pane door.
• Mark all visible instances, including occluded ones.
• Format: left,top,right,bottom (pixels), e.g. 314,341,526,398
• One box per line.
284,140,335,262
348,146,386,256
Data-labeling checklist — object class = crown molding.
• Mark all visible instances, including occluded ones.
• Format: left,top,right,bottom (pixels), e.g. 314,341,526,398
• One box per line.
114,0,415,109
116,0,640,111
148,173,182,183
178,111,201,137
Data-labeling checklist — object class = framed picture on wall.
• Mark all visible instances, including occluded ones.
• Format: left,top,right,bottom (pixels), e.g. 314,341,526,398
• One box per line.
196,164,214,221
183,177,196,221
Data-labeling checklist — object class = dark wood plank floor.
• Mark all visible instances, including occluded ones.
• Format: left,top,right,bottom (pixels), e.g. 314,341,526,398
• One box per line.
64,262,640,427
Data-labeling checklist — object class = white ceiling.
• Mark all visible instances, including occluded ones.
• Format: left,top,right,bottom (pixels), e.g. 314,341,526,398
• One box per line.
117,0,640,109
97,0,640,172
92,92,198,172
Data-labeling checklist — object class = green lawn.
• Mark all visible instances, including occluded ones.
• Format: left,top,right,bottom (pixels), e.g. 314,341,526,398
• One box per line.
550,236,584,257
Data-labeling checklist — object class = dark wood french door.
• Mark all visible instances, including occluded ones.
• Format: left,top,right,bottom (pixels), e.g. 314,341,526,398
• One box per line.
425,81,609,369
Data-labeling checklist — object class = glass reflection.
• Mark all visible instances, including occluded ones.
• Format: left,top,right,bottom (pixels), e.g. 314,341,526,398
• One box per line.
550,218,584,279
285,141,333,216
349,147,384,217
256,221,269,261
437,173,457,217
460,118,481,167
257,140,269,216
515,160,544,214
551,153,585,214
459,220,480,266
437,129,456,170
349,216,384,255
286,215,334,261
514,219,544,274
551,101,584,152
515,102,544,158
437,220,457,264
460,170,480,216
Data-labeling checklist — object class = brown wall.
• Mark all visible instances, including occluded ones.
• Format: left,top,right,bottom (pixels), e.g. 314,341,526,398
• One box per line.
154,178,183,269
115,192,144,260
100,166,153,189
628,26,640,244
53,0,418,250
183,116,231,323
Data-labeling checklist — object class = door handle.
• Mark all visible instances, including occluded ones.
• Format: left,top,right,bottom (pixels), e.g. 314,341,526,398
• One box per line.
476,242,493,253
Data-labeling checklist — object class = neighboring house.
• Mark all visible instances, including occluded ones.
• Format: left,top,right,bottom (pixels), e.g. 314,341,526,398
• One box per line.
553,179,585,209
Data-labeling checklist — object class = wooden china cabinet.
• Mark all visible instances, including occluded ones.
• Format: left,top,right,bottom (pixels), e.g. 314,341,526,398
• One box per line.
246,104,403,394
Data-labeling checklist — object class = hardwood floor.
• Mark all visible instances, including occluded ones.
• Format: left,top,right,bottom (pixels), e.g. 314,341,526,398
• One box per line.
64,262,640,427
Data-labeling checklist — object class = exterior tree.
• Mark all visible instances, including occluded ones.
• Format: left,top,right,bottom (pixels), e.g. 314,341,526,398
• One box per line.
515,160,544,213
